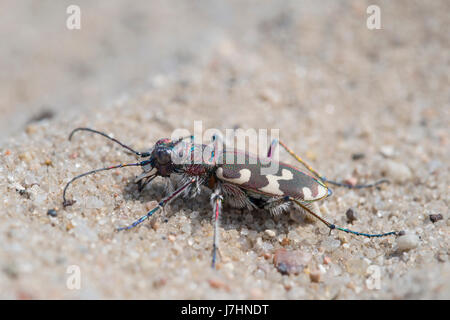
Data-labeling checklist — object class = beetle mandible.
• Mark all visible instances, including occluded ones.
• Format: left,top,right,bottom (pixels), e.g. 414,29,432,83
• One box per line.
63,127,400,268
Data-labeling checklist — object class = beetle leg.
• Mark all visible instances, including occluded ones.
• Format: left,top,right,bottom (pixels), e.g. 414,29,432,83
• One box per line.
289,197,399,238
263,196,290,215
116,178,197,231
210,189,223,269
137,175,157,193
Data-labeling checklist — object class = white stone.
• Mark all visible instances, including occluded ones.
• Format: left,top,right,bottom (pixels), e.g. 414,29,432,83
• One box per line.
382,160,412,183
396,233,420,251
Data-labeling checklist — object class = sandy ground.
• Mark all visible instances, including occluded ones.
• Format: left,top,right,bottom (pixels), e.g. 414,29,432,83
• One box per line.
0,1,449,299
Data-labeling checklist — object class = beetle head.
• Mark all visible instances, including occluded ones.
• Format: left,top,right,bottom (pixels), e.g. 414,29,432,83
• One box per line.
140,138,191,178
150,138,176,177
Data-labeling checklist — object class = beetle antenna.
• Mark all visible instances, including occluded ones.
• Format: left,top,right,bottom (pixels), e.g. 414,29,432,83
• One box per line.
321,177,389,189
171,135,194,146
62,161,149,207
277,140,389,189
69,128,150,157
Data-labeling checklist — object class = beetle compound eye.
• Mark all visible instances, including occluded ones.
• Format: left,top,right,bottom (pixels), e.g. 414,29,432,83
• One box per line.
156,149,171,164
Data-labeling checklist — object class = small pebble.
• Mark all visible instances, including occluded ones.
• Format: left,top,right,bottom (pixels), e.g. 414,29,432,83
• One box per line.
346,208,358,223
338,234,348,244
66,222,75,231
69,152,78,159
153,277,167,288
151,220,160,231
250,288,263,299
380,145,395,158
321,238,341,251
19,152,32,162
263,252,272,260
25,124,38,135
437,252,448,263
264,229,276,238
309,270,321,283
259,88,281,105
208,278,229,291
382,160,412,183
396,233,420,251
323,256,332,265
273,248,312,275
345,258,369,275
344,177,358,187
429,214,443,223
351,153,365,160
47,209,57,217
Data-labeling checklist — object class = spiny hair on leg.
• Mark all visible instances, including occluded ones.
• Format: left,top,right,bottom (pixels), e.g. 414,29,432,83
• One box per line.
220,182,256,211
163,177,175,195
267,200,291,216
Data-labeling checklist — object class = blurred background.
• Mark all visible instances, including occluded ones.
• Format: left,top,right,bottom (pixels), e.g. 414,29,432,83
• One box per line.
2,0,447,140
0,0,448,299
1,0,305,139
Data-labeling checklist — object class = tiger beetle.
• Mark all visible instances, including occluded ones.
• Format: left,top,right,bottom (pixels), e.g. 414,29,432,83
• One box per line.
62,127,400,268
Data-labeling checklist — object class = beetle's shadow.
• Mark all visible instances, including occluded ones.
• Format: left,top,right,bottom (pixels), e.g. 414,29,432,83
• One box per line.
120,176,309,236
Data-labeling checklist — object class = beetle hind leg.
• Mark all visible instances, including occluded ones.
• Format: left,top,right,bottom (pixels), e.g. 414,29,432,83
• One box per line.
289,197,399,238
263,197,291,216
210,189,223,269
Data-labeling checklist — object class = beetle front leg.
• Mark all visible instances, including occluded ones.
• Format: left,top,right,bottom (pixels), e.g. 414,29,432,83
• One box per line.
116,178,197,231
210,189,223,269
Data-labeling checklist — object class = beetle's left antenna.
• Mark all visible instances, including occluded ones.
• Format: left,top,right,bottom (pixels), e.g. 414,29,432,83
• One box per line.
69,128,150,157
62,161,148,207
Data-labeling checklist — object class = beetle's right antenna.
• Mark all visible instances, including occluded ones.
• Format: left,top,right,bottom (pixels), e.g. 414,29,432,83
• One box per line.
277,140,389,189
69,128,150,157
321,177,389,189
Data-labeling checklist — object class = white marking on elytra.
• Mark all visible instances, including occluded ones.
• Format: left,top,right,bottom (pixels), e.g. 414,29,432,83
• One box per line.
302,185,328,201
258,169,294,195
302,187,313,200
216,168,251,184
315,184,328,199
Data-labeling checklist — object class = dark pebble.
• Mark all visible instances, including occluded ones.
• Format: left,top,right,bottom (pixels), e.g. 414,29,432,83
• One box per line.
351,153,365,160
429,214,443,223
17,189,30,199
346,208,358,223
47,209,57,217
27,109,55,123
276,262,289,275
